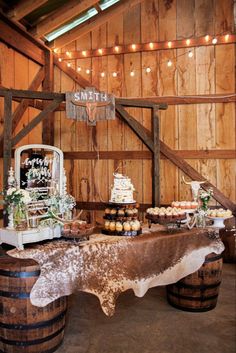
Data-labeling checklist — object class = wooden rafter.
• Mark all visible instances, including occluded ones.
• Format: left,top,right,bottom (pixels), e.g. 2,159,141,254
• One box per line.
50,0,144,49
12,98,63,147
7,0,48,21
31,0,99,38
116,104,236,214
0,13,47,65
42,51,54,145
0,67,45,155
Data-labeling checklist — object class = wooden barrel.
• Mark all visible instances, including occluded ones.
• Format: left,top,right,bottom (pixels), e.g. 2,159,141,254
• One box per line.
0,255,67,353
219,217,236,263
166,253,223,312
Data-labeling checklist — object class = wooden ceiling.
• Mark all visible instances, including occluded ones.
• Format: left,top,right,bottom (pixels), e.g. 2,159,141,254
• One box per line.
0,0,135,49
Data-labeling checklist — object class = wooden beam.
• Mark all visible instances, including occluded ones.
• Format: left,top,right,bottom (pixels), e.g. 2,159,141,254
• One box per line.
31,0,99,38
160,142,236,214
3,93,12,226
42,51,54,145
7,0,48,21
0,67,45,156
116,98,167,109
50,0,145,49
53,56,98,89
116,104,154,151
123,94,236,105
152,107,160,206
0,88,64,101
1,149,234,160
0,13,47,65
62,150,236,160
58,34,236,60
116,104,236,214
11,99,63,147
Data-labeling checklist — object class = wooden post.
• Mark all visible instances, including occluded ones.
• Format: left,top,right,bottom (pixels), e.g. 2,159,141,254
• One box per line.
152,106,160,206
42,50,54,145
3,92,12,226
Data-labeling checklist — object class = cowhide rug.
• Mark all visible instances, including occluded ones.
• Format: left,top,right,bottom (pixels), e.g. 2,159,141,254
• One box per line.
8,227,224,316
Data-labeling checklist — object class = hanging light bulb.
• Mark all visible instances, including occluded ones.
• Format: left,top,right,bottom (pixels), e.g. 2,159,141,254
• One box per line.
168,41,172,48
82,51,87,56
130,70,135,77
114,46,120,53
66,51,70,56
131,44,136,50
188,51,193,58
224,34,229,41
58,58,62,62
112,72,117,77
149,42,154,49
98,48,103,55
167,60,172,67
186,39,191,46
86,69,90,74
67,62,71,67
212,37,217,44
100,72,105,77
77,66,81,72
205,34,210,42
146,67,151,73
53,48,58,53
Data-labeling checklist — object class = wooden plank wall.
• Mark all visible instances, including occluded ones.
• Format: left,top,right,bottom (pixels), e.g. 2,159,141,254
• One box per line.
53,0,235,219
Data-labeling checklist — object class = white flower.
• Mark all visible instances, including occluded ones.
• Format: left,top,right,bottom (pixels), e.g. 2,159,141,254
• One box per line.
7,187,16,195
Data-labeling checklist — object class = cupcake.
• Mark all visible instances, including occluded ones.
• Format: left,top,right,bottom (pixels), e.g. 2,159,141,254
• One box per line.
104,220,110,230
191,201,198,209
109,221,116,231
132,208,138,216
110,208,117,216
105,208,111,215
118,209,125,217
123,222,131,231
116,222,123,232
126,209,134,217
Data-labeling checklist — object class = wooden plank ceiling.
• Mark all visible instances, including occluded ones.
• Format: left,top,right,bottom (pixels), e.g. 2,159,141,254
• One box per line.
0,0,124,48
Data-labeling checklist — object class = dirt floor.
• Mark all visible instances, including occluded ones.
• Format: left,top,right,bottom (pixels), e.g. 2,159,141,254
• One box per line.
57,263,236,353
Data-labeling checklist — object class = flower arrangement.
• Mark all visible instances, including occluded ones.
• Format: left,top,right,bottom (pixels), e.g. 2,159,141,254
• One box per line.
5,187,32,209
199,187,213,211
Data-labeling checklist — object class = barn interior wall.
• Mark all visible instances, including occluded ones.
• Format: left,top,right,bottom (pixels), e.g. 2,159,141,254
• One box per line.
0,0,235,224
54,0,236,222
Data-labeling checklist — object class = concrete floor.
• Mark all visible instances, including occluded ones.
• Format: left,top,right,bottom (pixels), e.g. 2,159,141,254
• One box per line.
57,263,236,353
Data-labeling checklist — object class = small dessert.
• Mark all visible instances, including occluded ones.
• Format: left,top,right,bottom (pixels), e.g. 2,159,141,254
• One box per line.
104,220,110,230
123,222,131,231
109,221,116,231
117,209,125,216
116,222,123,232
110,208,117,216
105,208,111,215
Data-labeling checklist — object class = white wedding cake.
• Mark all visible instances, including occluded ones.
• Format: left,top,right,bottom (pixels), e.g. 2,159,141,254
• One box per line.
110,173,135,203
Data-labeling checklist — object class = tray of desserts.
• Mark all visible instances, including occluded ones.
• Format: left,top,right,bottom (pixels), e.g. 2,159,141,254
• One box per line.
171,201,198,212
61,221,97,241
206,209,233,228
146,207,187,225
102,219,142,237
104,206,139,220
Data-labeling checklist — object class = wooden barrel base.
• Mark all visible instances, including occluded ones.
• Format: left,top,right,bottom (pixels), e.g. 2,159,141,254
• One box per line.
0,255,67,353
166,253,222,312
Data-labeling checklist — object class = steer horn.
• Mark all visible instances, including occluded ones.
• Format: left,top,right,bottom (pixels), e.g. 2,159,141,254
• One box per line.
182,176,207,185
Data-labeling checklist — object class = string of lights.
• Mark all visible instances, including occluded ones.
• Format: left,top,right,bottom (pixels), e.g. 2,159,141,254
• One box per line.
54,33,235,78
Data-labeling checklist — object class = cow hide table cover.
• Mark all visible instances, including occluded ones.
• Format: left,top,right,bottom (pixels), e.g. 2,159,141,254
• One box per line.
8,227,224,316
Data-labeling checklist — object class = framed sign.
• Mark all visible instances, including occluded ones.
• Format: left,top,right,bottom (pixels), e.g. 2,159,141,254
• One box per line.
66,87,115,125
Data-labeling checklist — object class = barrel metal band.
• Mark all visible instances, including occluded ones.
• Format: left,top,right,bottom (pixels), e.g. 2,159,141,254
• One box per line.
0,325,65,346
0,290,30,298
173,281,221,290
167,290,218,302
0,341,63,353
0,269,40,278
0,309,67,330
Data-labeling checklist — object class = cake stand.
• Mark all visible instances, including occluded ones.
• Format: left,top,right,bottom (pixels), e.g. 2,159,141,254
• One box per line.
206,216,233,228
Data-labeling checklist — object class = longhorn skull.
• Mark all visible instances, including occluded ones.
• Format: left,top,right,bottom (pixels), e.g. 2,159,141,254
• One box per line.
182,176,207,201
71,98,110,125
